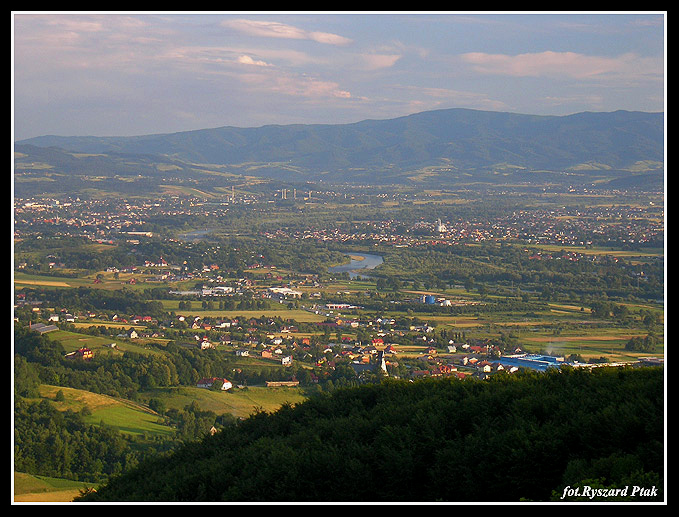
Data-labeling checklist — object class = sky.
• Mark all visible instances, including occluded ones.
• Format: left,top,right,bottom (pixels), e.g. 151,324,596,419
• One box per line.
12,11,666,141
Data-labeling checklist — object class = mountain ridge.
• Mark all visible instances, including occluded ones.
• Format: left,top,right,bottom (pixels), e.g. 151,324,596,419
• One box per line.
16,107,662,140
15,108,664,188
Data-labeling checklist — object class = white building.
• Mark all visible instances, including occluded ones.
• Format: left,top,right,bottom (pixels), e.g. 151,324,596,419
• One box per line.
197,377,232,391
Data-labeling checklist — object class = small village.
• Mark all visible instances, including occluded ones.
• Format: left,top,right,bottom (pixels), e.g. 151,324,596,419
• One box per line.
20,281,659,396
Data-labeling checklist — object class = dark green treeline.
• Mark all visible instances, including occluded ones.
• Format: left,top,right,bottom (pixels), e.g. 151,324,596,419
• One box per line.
78,366,664,503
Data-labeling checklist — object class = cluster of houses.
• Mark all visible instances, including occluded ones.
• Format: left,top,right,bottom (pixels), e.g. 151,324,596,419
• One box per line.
19,281,642,386
64,347,94,361
19,297,519,380
195,377,303,392
410,356,522,381
196,377,233,391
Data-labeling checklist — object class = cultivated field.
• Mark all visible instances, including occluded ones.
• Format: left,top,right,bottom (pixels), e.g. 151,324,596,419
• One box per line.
13,472,93,502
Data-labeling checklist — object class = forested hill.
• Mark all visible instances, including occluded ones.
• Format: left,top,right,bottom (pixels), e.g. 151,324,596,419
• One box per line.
78,366,664,503
16,108,664,184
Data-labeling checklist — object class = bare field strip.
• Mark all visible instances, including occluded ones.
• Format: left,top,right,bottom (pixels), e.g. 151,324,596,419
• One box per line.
14,278,72,287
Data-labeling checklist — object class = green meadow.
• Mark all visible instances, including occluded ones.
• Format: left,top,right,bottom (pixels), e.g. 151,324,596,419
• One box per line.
139,385,308,419
14,472,93,502
38,384,175,438
46,329,164,356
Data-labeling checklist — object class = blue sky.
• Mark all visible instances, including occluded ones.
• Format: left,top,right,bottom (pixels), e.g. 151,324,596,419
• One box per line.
12,11,666,140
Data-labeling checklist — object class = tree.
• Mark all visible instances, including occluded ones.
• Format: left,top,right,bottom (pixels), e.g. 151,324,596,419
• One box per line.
14,355,40,398
625,334,658,353
465,277,475,292
148,398,166,415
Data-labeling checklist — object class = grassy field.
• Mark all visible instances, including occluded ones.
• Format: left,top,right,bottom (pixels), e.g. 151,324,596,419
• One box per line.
14,387,173,502
13,472,93,502
37,384,175,438
81,404,174,437
46,329,165,356
14,383,303,500
509,243,664,265
139,385,308,419
14,270,196,292
519,329,663,362
14,272,75,288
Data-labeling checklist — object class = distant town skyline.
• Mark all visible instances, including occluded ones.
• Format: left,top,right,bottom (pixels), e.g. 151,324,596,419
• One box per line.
12,11,665,141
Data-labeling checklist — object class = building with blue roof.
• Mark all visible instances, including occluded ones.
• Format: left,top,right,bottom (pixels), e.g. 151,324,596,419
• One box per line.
497,354,567,372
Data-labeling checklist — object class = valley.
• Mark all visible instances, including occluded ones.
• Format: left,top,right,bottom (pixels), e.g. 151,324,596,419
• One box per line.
13,108,665,503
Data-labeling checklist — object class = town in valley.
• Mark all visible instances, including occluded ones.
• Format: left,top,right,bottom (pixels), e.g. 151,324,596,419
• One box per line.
12,11,665,503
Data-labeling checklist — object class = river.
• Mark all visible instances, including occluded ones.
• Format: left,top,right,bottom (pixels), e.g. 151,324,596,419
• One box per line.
328,252,383,279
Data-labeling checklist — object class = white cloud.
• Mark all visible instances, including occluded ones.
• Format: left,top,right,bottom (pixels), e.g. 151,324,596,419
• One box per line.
393,85,510,112
221,19,352,45
237,55,271,67
360,53,402,70
542,94,606,109
306,30,352,46
271,75,352,99
43,16,107,33
237,70,351,100
460,51,661,82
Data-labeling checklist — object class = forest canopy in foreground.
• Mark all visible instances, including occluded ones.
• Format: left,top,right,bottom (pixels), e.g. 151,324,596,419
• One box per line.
77,366,664,503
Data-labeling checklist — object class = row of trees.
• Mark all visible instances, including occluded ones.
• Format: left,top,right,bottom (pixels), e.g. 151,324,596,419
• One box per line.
17,286,166,320
372,242,663,302
625,333,660,352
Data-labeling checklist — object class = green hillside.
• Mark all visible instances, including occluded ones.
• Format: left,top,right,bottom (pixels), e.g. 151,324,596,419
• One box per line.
14,472,93,502
36,384,174,438
15,108,664,194
139,385,307,420
77,366,664,503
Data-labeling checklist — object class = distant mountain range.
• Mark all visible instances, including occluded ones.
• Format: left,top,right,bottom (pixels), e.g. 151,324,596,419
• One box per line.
14,108,664,192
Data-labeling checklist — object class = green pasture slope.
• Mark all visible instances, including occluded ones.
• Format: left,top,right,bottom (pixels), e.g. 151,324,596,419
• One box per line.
47,329,165,356
14,386,173,502
14,472,93,502
139,385,308,420
37,384,174,438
